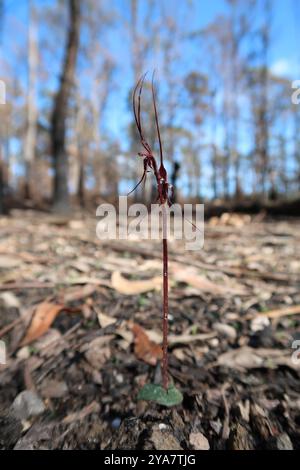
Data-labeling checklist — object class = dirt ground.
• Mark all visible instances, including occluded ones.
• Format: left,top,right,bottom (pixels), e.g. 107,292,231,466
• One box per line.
0,210,299,450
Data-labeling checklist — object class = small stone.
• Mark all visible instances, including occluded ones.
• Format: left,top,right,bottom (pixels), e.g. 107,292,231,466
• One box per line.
112,417,121,429
16,346,30,360
276,433,293,450
213,322,237,340
237,400,250,422
115,374,124,384
210,338,219,347
251,316,270,333
11,391,45,420
40,379,68,399
91,370,103,385
159,423,167,430
210,419,222,435
0,292,20,309
189,431,210,450
151,424,182,451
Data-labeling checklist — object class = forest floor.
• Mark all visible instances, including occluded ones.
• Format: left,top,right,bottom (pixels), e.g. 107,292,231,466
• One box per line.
0,209,300,450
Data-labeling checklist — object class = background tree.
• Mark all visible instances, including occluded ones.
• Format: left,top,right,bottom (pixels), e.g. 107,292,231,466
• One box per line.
51,0,81,212
0,0,299,210
24,0,38,200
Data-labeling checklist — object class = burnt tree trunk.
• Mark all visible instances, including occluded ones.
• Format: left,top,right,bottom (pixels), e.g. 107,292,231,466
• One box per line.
171,161,180,203
0,158,4,214
24,0,38,201
51,0,80,212
77,149,85,208
0,139,8,215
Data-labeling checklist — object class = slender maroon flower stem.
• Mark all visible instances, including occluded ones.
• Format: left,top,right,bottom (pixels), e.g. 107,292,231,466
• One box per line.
130,74,172,391
162,203,169,390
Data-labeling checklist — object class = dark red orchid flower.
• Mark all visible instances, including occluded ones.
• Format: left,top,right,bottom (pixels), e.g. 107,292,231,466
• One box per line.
129,73,173,206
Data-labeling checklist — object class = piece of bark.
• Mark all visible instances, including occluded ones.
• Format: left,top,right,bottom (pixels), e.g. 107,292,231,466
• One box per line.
0,409,22,449
229,423,255,450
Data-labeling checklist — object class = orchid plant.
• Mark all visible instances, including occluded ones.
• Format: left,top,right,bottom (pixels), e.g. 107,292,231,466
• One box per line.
130,73,183,407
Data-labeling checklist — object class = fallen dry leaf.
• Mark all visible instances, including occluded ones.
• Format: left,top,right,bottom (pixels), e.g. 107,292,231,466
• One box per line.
115,321,134,349
209,212,251,228
84,336,113,369
97,310,117,328
33,328,66,355
69,259,91,273
20,302,67,346
111,271,162,295
132,323,163,365
169,332,216,346
250,305,300,320
40,379,68,399
217,346,300,371
0,255,21,269
172,266,246,296
116,323,215,350
63,284,98,303
217,346,268,369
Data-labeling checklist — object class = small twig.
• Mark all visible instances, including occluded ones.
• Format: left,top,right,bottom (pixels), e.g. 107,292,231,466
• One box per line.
246,304,300,320
0,317,23,338
62,401,100,425
0,281,55,291
221,383,231,440
23,361,37,392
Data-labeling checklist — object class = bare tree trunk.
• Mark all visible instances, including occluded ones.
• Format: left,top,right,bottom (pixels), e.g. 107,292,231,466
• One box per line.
229,1,243,200
231,42,240,200
211,144,218,199
0,146,4,214
222,128,231,199
92,77,102,194
130,0,141,83
258,0,271,199
258,82,269,197
294,110,300,192
222,63,231,200
51,0,80,213
171,161,180,203
75,94,86,207
91,62,112,196
24,0,38,200
130,0,144,202
292,0,300,193
77,149,85,207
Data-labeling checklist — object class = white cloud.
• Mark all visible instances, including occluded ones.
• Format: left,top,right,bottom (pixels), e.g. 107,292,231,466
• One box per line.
270,59,295,77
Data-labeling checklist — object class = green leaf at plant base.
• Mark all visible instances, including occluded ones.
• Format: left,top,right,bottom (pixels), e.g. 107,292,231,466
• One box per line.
137,383,183,407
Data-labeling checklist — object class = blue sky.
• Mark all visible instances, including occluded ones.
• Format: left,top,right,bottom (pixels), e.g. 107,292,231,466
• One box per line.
1,0,299,196
2,0,298,120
